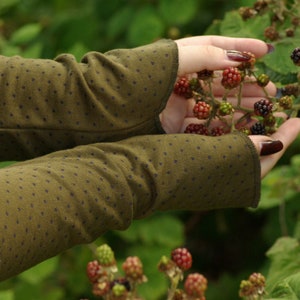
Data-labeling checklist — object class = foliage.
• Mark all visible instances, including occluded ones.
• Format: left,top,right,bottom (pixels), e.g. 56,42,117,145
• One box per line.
1,0,300,299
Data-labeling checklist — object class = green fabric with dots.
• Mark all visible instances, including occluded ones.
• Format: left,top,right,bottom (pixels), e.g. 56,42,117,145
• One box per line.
0,39,260,281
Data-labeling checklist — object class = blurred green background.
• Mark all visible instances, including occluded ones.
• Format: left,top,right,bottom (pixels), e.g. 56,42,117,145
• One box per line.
1,0,300,299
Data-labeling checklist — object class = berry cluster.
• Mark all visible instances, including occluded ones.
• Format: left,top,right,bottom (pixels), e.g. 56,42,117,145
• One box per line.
85,244,147,300
83,244,271,300
158,247,208,300
173,47,300,137
239,272,266,300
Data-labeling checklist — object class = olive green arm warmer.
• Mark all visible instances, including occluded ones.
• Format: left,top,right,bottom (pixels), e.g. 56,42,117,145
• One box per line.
0,39,177,160
0,132,260,281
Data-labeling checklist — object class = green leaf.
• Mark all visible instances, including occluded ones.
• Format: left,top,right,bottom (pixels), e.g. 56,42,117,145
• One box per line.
127,6,164,47
10,23,42,45
266,237,300,292
18,256,59,285
259,166,294,209
116,213,184,247
262,39,300,75
0,0,20,15
158,0,198,26
107,6,135,39
0,290,14,300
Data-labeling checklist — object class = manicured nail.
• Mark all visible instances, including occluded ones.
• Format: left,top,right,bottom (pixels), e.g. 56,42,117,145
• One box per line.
266,43,275,53
260,140,283,156
227,50,252,62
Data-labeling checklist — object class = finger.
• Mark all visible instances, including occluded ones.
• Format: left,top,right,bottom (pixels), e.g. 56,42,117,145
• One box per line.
249,118,300,177
176,35,271,58
211,80,277,98
176,45,251,75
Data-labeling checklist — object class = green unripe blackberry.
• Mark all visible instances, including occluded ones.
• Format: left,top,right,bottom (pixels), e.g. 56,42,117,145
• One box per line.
96,244,116,267
279,95,294,109
256,74,270,87
219,101,234,116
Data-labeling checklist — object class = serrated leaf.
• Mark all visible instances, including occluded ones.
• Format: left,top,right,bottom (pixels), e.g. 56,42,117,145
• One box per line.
127,6,164,47
265,237,300,292
10,23,42,45
158,0,198,25
262,39,300,75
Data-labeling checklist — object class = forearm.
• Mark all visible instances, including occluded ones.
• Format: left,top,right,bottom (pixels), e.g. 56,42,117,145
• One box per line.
0,132,260,281
0,39,177,160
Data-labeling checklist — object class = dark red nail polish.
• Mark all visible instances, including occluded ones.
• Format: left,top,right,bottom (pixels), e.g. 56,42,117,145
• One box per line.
260,140,283,156
227,50,252,62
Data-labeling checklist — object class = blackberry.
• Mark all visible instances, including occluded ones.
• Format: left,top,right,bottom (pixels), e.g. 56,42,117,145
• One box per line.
219,101,234,116
122,256,144,281
197,69,214,80
184,123,209,135
96,244,116,267
184,273,208,298
264,25,279,41
210,126,225,136
290,47,300,66
279,95,294,109
281,83,300,97
254,99,273,116
256,74,270,87
171,247,193,271
173,76,192,98
193,101,211,119
221,67,242,89
250,122,266,135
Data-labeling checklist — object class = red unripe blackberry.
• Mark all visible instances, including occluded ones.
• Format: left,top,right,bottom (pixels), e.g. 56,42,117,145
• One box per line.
193,101,211,119
86,260,106,283
184,123,209,135
210,126,225,136
92,281,110,297
250,122,266,135
184,273,208,298
173,76,192,98
221,67,242,89
122,256,144,281
254,99,273,116
291,48,300,66
171,247,192,271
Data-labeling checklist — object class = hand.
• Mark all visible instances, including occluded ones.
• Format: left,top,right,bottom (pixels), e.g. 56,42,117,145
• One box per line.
160,35,275,133
249,118,300,178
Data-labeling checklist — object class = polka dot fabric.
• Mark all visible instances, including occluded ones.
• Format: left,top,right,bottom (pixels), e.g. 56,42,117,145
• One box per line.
0,39,177,161
0,132,260,281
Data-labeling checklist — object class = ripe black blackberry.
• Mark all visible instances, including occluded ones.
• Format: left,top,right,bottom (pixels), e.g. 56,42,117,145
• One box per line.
290,48,300,66
254,99,273,116
250,122,266,135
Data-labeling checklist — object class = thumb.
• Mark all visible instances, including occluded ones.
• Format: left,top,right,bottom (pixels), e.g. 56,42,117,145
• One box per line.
176,44,252,75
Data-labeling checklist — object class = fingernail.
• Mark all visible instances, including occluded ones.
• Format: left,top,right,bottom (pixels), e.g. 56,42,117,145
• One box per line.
260,140,283,156
266,43,275,53
227,50,252,62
